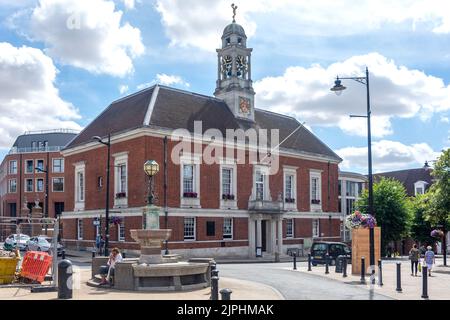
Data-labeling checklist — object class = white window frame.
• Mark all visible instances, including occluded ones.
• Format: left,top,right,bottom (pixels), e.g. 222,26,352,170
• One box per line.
286,218,294,238
74,162,85,211
35,159,44,173
414,181,428,196
312,219,320,238
183,217,196,241
25,178,33,192
77,219,83,240
118,220,125,242
9,160,17,175
220,158,237,209
52,158,64,173
36,178,44,192
52,177,64,192
223,217,233,240
8,179,17,193
180,154,201,208
252,165,270,201
283,166,297,211
25,160,34,174
113,152,128,208
310,170,322,211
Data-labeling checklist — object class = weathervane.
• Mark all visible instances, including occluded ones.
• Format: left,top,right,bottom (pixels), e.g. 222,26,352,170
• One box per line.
231,3,237,22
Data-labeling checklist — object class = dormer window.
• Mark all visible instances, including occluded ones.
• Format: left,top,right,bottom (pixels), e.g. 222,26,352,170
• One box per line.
237,37,242,45
414,181,428,196
226,37,230,45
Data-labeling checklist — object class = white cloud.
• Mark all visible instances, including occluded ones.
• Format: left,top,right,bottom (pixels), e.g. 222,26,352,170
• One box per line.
118,84,129,94
440,115,449,123
155,0,259,51
0,42,81,150
155,0,450,52
254,53,450,137
26,0,144,77
121,0,135,10
337,140,441,173
137,73,190,90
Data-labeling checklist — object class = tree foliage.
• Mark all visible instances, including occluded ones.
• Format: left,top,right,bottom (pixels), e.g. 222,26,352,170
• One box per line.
356,177,412,255
424,148,450,227
410,194,436,245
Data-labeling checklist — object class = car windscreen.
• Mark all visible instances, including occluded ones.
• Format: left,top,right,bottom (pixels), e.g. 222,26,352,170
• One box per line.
19,236,30,241
312,243,327,254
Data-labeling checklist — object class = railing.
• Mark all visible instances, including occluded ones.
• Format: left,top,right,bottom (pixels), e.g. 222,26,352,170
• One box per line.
8,146,64,155
248,199,284,213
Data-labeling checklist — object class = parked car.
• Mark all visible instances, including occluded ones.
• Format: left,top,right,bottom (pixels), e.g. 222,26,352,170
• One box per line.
3,234,30,251
311,241,351,266
26,236,64,256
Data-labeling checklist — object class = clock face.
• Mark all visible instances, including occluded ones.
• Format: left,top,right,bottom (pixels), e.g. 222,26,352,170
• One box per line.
236,55,247,77
221,55,232,78
239,97,251,115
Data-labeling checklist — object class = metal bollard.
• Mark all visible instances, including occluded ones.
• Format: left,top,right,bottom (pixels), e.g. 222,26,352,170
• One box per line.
293,252,297,270
378,259,383,286
220,288,232,300
92,251,96,258
360,257,366,283
62,249,66,260
211,276,219,300
308,253,312,271
343,257,347,278
421,266,429,299
211,262,217,275
58,259,73,299
396,262,402,292
122,252,126,259
325,254,330,274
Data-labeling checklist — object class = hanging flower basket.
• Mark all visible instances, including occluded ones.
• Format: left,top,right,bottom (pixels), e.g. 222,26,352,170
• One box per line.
430,229,444,238
110,216,122,226
345,210,377,229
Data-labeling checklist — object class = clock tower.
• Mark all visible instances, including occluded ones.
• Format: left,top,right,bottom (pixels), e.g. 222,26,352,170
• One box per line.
214,4,255,121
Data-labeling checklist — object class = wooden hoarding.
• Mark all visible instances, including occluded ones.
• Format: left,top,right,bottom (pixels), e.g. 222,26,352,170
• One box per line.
351,227,381,275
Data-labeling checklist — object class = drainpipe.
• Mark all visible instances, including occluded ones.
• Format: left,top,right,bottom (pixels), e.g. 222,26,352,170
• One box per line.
164,136,169,255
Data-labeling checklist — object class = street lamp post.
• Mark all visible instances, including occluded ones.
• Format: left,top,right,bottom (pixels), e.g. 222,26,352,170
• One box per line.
35,164,49,234
93,134,111,256
331,67,375,282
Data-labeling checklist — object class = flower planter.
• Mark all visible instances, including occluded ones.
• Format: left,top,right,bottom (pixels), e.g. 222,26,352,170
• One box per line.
351,227,381,275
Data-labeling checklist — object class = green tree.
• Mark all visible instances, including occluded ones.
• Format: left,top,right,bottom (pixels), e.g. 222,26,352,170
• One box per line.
356,177,413,255
424,148,450,265
410,194,435,246
425,148,450,226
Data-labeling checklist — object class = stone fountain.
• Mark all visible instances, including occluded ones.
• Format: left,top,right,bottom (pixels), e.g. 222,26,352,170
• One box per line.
114,160,212,291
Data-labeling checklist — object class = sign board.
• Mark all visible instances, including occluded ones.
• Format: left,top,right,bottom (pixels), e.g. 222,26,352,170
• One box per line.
93,218,100,226
335,256,344,273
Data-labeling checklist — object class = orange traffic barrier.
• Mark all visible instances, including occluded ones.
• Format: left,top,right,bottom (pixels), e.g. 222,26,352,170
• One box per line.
20,251,53,283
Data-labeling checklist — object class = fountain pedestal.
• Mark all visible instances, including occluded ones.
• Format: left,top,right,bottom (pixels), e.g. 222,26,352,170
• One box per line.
130,229,172,264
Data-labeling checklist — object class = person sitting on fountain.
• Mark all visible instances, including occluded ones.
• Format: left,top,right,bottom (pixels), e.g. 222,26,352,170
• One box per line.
99,248,123,285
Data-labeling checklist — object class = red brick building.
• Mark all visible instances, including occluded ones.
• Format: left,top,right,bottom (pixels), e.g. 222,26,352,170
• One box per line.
0,129,77,240
60,19,343,258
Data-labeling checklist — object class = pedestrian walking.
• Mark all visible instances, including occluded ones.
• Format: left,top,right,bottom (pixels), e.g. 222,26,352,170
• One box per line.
409,244,420,276
424,246,435,277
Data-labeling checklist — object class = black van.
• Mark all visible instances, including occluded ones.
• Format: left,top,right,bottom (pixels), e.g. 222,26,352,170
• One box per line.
311,242,351,266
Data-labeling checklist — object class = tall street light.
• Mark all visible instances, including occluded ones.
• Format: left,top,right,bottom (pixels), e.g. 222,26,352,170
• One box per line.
331,67,375,283
35,164,49,234
92,134,111,256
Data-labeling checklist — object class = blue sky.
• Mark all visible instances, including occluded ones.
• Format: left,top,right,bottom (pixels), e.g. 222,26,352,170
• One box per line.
0,0,449,173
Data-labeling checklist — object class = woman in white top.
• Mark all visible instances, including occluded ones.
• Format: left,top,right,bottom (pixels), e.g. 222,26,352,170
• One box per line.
100,247,123,285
